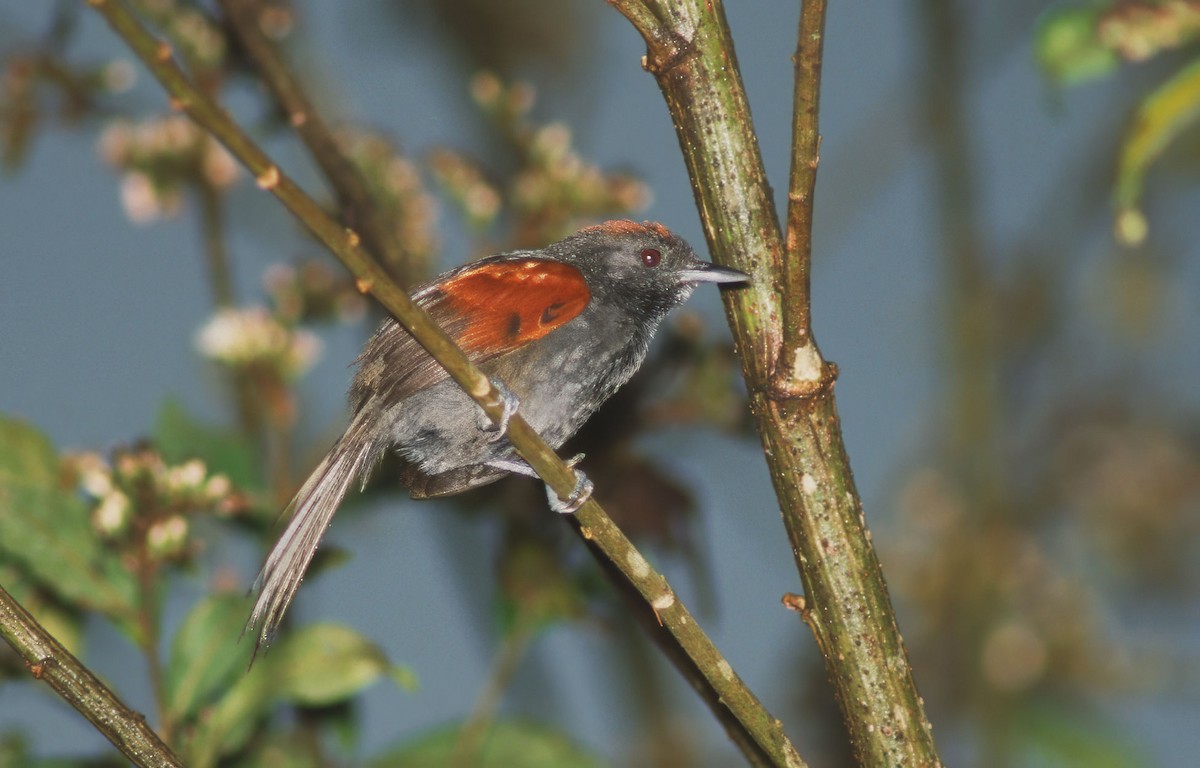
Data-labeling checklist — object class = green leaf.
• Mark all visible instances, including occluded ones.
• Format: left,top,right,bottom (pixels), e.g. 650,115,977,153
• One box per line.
1017,701,1146,768
0,414,140,639
165,592,255,722
369,721,606,768
1114,57,1200,243
153,398,261,489
0,565,84,659
496,537,585,638
185,623,412,768
229,735,321,768
187,660,278,768
274,623,413,706
1035,6,1118,86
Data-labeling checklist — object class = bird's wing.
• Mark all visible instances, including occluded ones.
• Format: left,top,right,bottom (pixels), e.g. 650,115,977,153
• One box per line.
351,256,591,411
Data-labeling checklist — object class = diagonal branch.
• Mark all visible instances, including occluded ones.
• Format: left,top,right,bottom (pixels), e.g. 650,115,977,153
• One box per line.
609,0,943,765
0,583,184,768
85,1,804,765
216,0,421,286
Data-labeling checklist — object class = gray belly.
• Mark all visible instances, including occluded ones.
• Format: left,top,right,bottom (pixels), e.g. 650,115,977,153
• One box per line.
386,315,652,477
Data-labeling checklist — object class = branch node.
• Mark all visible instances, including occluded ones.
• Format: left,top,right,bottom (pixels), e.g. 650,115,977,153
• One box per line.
625,549,651,579
768,338,837,399
641,30,696,78
652,591,676,612
255,165,280,190
781,592,807,613
154,40,173,63
468,373,492,399
717,658,734,681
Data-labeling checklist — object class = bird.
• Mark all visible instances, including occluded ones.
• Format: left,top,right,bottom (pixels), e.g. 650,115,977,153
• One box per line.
246,219,748,652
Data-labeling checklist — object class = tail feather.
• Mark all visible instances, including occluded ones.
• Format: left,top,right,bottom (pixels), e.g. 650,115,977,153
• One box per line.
246,412,377,656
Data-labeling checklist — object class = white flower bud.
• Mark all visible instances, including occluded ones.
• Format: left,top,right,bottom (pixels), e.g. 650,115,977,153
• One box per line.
93,491,131,536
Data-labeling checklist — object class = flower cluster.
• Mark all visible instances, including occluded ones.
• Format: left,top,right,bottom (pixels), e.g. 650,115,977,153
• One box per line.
98,115,238,223
1099,0,1200,62
69,448,243,561
195,306,321,380
427,148,502,230
134,0,228,73
1053,414,1200,584
338,128,440,281
2,51,136,172
885,468,1123,698
263,260,368,326
432,73,650,246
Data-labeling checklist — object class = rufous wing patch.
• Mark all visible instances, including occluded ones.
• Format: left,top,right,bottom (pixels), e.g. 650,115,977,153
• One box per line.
433,259,590,355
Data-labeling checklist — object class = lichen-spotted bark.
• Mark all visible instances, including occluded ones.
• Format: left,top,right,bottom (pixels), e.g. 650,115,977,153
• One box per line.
610,1,943,764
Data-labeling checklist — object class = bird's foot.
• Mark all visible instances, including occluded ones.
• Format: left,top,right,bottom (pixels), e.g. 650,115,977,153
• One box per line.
485,453,592,514
478,379,519,441
547,454,592,515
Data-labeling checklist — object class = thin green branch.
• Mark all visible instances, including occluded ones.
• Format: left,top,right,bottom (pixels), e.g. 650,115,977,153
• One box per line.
610,0,943,765
776,0,827,393
0,583,184,768
450,616,536,768
194,177,264,449
134,550,172,747
195,177,235,308
215,0,420,285
918,0,1001,504
86,1,798,764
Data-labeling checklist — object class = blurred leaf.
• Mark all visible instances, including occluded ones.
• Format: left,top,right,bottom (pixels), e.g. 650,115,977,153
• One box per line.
369,721,606,768
274,623,414,706
229,735,320,768
1,727,125,767
317,700,362,754
1114,57,1200,242
0,564,84,658
397,0,596,76
304,543,353,582
187,623,413,767
498,537,585,634
153,398,261,489
0,414,140,639
1095,1,1200,62
1018,702,1147,767
187,662,277,768
1036,5,1119,86
165,592,255,722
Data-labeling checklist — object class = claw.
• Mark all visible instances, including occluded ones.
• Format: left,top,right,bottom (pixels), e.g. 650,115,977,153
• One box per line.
547,454,592,514
479,379,519,441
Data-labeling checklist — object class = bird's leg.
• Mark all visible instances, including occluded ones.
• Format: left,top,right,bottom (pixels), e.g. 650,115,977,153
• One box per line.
478,378,519,441
486,453,593,515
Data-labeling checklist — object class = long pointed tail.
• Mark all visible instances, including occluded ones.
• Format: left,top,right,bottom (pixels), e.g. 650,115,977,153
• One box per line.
246,411,377,655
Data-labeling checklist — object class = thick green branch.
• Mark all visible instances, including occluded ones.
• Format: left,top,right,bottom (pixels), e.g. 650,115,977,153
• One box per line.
610,1,942,765
0,583,184,768
87,1,800,764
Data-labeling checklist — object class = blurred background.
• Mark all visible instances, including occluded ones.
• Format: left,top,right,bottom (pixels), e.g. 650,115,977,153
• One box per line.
2,1,1199,766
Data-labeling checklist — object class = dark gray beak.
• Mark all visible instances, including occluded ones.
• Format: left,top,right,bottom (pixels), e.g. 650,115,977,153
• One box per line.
678,260,750,285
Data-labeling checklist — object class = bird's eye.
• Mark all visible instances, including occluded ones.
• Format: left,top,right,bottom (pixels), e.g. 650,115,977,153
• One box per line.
640,248,661,268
